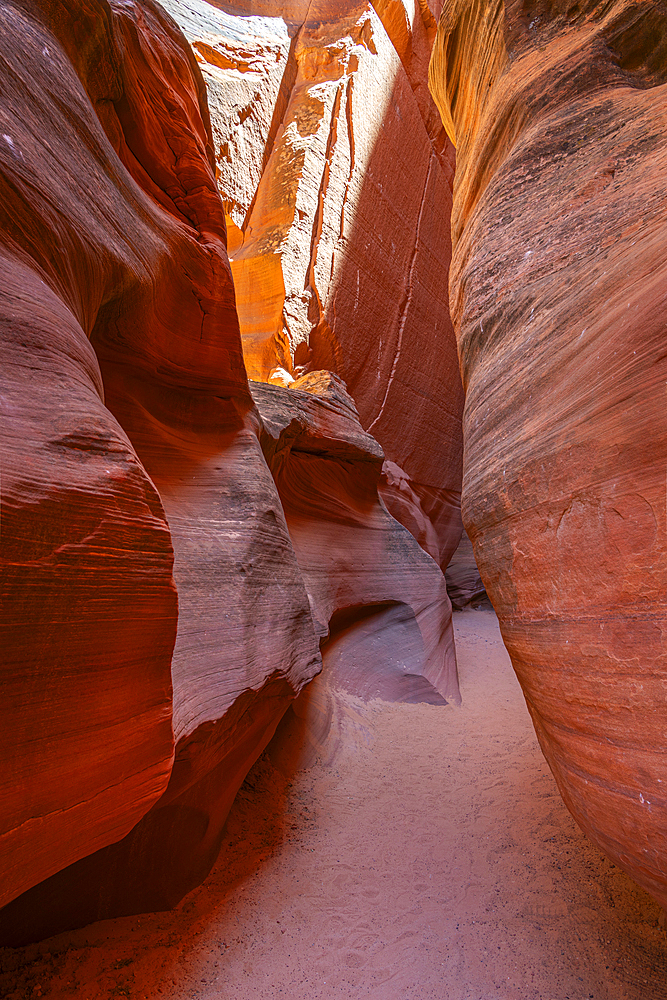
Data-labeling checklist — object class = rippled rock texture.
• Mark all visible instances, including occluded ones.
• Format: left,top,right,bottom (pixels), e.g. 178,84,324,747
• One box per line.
0,0,320,941
162,0,465,580
1,0,462,943
431,0,667,907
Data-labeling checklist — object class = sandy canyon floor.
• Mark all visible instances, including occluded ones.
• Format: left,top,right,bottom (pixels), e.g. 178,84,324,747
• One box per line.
2,608,667,1000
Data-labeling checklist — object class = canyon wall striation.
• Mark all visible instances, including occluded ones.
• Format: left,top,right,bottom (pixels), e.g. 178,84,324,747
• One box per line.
1,0,463,943
431,0,667,907
0,0,322,939
253,373,459,704
161,0,465,579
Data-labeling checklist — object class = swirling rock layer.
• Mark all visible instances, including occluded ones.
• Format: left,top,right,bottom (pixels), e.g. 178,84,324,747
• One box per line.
1,0,463,943
0,0,319,941
253,373,459,704
431,0,667,907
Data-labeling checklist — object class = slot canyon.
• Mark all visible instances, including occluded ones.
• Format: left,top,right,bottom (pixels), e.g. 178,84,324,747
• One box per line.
2,0,667,996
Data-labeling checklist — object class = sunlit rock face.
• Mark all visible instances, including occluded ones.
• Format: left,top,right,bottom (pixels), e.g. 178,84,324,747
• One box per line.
0,0,319,941
431,0,667,907
163,0,465,580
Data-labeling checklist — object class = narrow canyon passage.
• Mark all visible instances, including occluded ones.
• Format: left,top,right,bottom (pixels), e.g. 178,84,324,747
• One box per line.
5,0,667,990
2,610,665,1000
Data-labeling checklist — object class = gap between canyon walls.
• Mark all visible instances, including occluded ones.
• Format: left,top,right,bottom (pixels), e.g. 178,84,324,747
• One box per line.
167,0,466,699
196,0,471,696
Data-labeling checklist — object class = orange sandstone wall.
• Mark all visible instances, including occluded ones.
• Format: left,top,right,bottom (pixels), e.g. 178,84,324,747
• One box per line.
1,0,463,943
0,0,319,941
431,0,667,908
163,0,466,577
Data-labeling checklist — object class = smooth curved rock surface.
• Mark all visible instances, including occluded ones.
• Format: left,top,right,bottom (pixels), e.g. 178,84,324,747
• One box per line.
379,459,463,576
0,0,182,913
431,0,667,907
252,373,460,705
0,0,319,941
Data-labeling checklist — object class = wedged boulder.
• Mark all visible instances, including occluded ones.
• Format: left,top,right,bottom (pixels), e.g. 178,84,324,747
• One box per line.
252,373,460,706
430,0,667,907
163,0,465,581
0,0,319,943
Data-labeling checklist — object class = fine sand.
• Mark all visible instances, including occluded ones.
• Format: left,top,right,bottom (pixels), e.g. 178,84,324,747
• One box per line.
2,607,667,999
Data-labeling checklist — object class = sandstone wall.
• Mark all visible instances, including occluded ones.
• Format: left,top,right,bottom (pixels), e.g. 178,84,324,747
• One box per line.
431,0,667,908
162,0,465,577
253,373,460,704
0,0,319,939
1,0,462,943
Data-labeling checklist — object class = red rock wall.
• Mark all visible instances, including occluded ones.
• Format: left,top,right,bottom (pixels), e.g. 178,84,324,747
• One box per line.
0,0,319,941
163,0,465,578
253,373,460,704
1,0,463,944
0,0,181,912
430,0,667,908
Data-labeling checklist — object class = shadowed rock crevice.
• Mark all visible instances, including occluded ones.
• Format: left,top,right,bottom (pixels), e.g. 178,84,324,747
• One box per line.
323,603,448,704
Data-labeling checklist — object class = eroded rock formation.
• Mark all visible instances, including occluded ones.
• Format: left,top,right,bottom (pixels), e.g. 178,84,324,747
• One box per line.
431,0,667,908
253,373,459,704
163,0,465,579
1,0,463,944
0,0,319,940
445,529,487,610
